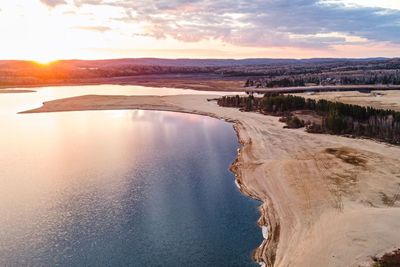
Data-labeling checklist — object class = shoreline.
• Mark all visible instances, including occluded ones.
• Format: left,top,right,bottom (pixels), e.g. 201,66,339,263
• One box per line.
20,95,284,265
2,77,400,94
229,121,280,266
20,94,400,267
0,75,246,92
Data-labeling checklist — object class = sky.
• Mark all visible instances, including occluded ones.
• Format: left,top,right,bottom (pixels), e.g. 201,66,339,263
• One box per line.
0,0,399,62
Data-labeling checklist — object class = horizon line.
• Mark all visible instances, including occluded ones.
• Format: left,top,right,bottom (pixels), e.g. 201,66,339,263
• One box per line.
1,56,398,63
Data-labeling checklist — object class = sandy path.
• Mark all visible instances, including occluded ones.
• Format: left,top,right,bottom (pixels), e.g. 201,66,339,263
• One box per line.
21,94,400,267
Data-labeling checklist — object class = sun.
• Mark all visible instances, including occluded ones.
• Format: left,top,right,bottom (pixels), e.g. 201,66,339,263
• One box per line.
33,57,57,65
30,47,61,65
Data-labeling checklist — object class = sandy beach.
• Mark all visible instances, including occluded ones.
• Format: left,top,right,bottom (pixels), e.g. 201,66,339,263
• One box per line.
21,93,400,267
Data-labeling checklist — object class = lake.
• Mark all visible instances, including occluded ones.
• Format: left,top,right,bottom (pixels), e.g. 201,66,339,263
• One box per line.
0,85,261,266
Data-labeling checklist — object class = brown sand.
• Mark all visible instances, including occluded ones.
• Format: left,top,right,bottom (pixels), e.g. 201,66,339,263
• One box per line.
21,94,400,267
0,89,36,93
0,74,245,92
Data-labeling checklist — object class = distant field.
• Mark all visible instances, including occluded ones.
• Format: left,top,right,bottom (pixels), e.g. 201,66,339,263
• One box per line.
293,90,400,112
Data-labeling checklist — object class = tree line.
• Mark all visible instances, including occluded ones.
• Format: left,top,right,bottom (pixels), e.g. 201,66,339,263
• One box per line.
216,59,400,77
217,93,400,144
243,71,400,88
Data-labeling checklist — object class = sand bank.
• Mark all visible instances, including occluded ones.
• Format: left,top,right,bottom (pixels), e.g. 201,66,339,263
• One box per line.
21,94,400,267
0,89,36,93
0,74,245,92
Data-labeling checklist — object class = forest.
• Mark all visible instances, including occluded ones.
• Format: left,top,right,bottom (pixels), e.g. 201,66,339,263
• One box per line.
1,58,399,87
217,93,400,144
243,70,400,88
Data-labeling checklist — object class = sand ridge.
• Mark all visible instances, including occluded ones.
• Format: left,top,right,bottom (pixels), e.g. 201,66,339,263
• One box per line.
22,94,400,267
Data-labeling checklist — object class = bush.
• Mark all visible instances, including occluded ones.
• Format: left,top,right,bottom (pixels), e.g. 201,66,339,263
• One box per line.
373,249,400,267
282,116,305,128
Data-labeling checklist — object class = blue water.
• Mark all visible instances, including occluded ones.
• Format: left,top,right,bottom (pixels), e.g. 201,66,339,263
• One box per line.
0,87,261,267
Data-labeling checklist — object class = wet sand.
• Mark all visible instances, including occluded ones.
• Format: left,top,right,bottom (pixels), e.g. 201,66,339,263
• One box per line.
21,94,400,267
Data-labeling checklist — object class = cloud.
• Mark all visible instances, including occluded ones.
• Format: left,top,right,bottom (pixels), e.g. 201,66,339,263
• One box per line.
72,26,112,33
40,0,68,8
63,10,76,15
71,0,400,48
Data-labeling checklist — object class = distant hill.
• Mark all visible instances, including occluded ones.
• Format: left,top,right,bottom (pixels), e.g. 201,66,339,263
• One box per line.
0,57,396,69
1,57,399,88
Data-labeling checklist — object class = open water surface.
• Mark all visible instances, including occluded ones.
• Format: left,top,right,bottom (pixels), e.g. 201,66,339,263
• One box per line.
0,85,261,266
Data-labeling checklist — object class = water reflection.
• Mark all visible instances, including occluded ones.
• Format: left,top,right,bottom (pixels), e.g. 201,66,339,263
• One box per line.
0,107,261,267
